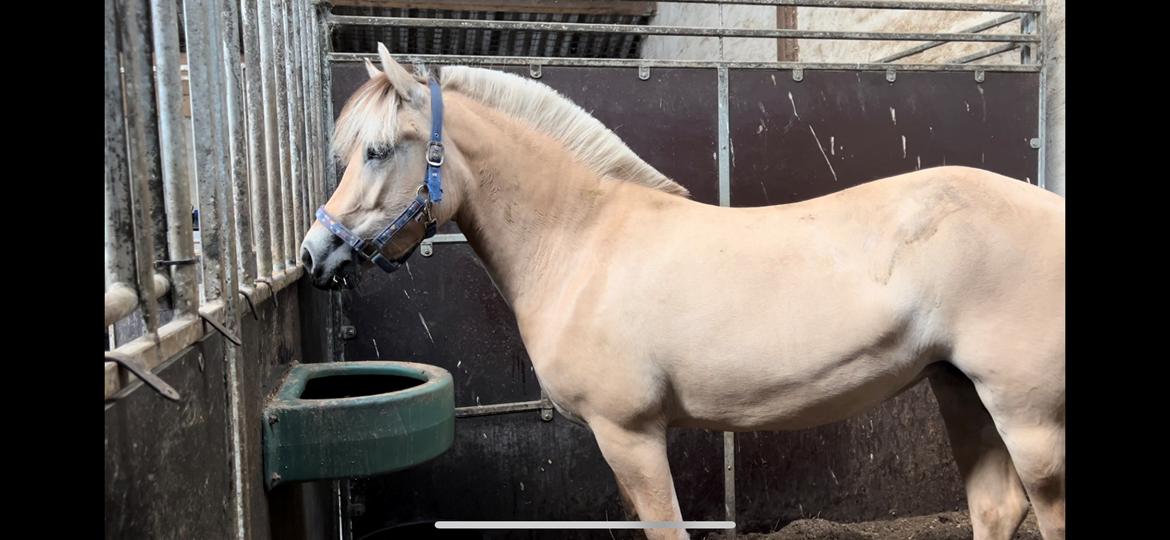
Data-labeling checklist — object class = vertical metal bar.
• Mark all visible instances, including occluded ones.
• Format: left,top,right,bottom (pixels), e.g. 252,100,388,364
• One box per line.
259,0,287,272
151,0,199,316
273,0,295,267
318,2,338,195
242,0,273,279
118,0,164,340
184,1,245,537
305,0,323,213
724,431,736,538
222,0,256,284
286,0,307,249
302,0,322,211
717,65,730,207
717,62,736,536
105,0,136,292
185,0,226,301
1020,1,1037,64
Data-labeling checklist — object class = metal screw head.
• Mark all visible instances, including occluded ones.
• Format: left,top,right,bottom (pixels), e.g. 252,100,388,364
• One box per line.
529,64,542,79
974,70,986,83
638,65,650,81
885,68,896,83
540,409,554,422
420,241,434,257
1029,137,1041,149
340,325,357,339
792,68,804,82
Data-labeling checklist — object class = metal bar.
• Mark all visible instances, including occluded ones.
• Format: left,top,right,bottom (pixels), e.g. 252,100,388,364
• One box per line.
151,0,199,316
329,52,1042,72
329,15,1039,43
717,66,730,207
951,43,1019,64
307,0,326,210
118,0,164,339
295,0,315,224
1020,3,1037,64
274,0,296,267
258,0,287,273
185,0,228,301
455,400,546,418
876,13,1021,63
222,0,257,285
242,0,273,279
318,1,339,194
105,0,136,290
289,0,308,247
106,274,172,327
724,432,736,538
604,0,1041,11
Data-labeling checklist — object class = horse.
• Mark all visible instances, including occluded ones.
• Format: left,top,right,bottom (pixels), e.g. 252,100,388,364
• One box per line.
300,44,1065,540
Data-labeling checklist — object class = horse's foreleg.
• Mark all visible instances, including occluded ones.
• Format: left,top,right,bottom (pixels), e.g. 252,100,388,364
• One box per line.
590,419,687,540
929,364,1029,540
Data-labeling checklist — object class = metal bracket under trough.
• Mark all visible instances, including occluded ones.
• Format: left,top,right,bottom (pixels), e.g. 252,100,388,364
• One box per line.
106,351,181,402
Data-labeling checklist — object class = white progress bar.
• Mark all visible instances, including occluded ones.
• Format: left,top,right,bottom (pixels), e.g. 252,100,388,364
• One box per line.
435,521,736,529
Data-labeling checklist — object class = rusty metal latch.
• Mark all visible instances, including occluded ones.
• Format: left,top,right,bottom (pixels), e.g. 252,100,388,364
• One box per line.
200,312,243,346
106,351,181,402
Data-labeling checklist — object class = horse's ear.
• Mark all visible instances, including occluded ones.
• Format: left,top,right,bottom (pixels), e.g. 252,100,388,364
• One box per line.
363,58,380,79
376,42,423,102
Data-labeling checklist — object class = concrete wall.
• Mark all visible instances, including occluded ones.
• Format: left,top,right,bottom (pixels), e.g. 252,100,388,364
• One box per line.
641,3,778,61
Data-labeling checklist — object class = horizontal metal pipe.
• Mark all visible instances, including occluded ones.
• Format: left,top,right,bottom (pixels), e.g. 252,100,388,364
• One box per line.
455,400,546,418
105,274,172,328
329,15,1039,43
601,0,1040,12
329,52,1042,72
952,43,1020,64
876,13,1022,63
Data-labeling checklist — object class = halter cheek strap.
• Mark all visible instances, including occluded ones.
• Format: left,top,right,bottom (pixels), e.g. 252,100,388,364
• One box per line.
315,78,445,274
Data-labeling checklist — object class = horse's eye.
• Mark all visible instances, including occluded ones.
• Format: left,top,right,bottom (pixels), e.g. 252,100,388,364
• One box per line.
366,145,393,162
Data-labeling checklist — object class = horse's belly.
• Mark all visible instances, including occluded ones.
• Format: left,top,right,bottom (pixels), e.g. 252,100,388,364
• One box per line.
666,337,935,432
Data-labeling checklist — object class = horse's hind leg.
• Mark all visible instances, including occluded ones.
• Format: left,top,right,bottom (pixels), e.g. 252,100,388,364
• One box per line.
929,364,1029,540
954,336,1066,540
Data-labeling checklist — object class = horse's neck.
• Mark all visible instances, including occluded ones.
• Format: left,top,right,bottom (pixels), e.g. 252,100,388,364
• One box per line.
445,95,627,312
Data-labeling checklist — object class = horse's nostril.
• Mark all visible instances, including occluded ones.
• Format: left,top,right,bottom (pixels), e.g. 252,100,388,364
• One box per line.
301,247,314,273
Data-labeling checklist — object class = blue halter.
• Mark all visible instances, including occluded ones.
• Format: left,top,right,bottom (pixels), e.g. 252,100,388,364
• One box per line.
315,78,445,273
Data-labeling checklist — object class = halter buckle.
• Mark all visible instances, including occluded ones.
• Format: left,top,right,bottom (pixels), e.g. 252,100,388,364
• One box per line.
356,240,382,260
426,141,445,166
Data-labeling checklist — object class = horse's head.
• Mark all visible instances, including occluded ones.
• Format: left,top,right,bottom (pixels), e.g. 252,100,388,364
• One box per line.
301,44,450,290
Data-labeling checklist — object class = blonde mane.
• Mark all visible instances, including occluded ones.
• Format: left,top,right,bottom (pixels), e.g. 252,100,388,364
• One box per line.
331,65,689,197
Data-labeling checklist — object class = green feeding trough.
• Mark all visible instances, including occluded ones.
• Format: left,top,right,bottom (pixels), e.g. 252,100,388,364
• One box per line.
263,361,455,489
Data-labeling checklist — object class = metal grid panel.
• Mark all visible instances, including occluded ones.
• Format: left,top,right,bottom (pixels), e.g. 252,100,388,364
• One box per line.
331,6,651,58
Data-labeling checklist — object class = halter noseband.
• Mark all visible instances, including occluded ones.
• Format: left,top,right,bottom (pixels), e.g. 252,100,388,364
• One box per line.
315,78,445,274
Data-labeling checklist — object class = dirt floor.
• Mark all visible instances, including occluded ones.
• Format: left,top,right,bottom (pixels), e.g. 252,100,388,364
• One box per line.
702,510,1042,540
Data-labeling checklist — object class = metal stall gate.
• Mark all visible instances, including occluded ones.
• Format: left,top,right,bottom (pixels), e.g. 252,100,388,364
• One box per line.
104,1,341,538
317,1,1047,539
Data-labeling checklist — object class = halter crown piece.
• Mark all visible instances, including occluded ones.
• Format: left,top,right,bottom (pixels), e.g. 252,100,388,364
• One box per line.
315,78,445,273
